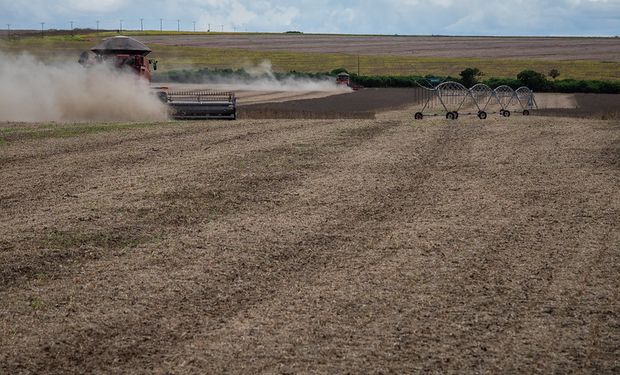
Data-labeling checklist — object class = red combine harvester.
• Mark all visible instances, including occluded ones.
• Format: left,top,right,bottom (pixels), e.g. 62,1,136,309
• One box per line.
336,72,351,87
335,71,362,90
81,36,236,120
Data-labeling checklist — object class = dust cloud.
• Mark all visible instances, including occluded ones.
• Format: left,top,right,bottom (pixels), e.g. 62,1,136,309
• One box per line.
168,60,351,92
0,52,167,122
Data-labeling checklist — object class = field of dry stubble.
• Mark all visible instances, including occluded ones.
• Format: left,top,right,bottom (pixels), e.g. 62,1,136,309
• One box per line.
0,106,619,373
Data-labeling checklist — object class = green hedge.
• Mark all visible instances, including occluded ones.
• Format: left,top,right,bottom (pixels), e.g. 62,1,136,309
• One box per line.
350,73,620,93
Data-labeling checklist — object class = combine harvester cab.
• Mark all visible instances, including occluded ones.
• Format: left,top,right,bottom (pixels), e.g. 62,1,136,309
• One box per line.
85,36,237,120
89,36,155,81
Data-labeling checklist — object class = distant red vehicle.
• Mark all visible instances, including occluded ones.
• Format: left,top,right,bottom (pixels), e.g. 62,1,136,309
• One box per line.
335,72,362,90
336,72,351,87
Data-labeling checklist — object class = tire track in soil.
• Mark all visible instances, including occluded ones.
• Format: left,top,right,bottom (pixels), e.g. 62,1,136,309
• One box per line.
1,116,618,373
369,119,620,373
79,119,466,373
0,120,336,288
161,119,618,373
171,120,478,373
0,119,400,373
461,123,620,372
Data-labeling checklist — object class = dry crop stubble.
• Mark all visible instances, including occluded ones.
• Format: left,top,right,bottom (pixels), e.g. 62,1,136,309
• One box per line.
0,111,618,373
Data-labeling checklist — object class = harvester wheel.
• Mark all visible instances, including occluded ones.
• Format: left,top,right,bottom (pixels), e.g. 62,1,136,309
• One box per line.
453,111,459,119
446,112,455,120
503,110,511,117
414,112,424,120
523,109,530,116
478,111,487,120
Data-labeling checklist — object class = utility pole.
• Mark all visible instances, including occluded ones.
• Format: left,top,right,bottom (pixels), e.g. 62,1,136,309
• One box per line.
177,19,180,32
141,18,144,31
357,55,360,75
6,24,10,39
70,21,74,36
193,21,196,32
221,24,224,32
120,20,123,32
208,23,210,32
160,18,163,31
96,20,100,33
40,22,45,38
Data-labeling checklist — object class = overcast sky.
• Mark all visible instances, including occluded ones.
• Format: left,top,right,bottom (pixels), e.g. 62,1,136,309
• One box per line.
1,0,619,36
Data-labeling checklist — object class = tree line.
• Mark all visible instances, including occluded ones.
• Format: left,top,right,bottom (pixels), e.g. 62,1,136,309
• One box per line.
349,68,620,94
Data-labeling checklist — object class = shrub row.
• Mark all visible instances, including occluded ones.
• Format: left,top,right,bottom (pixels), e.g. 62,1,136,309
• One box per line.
350,73,620,94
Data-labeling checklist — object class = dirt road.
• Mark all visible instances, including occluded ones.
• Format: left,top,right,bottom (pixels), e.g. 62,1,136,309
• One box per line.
0,111,618,373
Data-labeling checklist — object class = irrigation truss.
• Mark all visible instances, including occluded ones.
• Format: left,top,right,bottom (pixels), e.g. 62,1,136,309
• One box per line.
413,82,538,120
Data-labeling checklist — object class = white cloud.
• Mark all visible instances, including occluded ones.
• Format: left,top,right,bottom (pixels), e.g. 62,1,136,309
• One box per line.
68,0,126,12
0,0,618,35
197,0,299,32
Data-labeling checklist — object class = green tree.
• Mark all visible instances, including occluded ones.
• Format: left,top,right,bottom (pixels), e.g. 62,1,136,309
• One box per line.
459,67,483,88
517,70,550,91
549,69,560,80
331,68,349,75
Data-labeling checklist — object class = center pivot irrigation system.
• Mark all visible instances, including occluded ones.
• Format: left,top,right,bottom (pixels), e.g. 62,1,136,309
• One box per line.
413,82,537,120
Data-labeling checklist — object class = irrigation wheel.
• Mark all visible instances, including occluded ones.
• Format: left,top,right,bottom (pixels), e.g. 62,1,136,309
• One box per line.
503,110,511,117
446,112,455,120
523,110,530,116
414,112,424,120
478,111,487,120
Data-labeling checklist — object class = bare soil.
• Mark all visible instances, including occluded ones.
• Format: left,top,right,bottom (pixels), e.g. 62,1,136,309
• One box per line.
239,88,422,119
536,93,620,120
534,93,578,109
239,89,620,120
137,34,620,61
0,107,618,374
